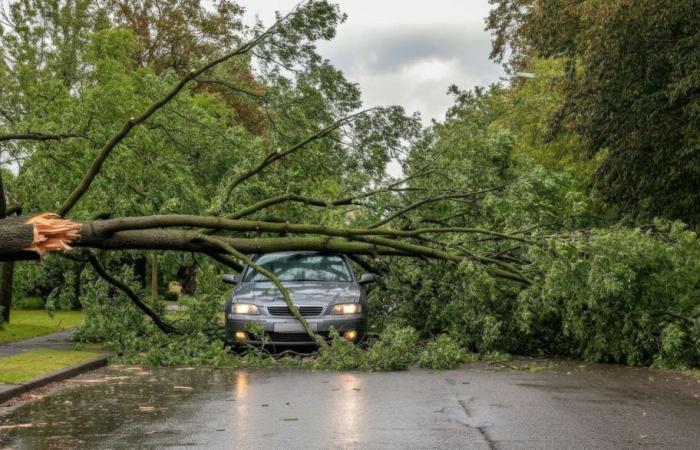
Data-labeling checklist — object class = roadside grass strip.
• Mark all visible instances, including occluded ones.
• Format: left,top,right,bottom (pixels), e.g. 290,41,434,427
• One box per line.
0,349,103,384
0,310,84,344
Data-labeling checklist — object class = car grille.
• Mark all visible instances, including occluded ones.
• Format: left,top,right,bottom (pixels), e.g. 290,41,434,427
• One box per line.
265,332,331,343
267,306,324,317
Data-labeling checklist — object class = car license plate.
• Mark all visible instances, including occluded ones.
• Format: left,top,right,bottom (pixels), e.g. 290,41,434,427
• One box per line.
274,322,317,333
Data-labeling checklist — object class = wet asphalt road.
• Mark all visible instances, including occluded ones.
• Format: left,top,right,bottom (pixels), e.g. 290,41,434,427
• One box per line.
0,361,699,449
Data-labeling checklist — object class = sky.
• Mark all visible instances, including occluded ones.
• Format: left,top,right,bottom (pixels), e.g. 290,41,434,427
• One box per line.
238,0,505,124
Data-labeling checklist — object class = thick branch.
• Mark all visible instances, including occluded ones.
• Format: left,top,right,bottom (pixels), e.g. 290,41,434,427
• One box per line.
76,229,406,257
88,216,529,282
90,214,534,246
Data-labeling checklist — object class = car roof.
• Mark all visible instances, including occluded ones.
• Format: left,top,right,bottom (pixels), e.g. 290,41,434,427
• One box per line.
251,251,342,258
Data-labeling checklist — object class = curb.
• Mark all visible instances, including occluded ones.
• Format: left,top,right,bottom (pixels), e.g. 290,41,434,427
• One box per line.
0,354,111,404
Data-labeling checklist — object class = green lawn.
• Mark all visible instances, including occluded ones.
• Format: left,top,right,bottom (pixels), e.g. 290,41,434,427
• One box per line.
0,349,103,384
0,310,84,344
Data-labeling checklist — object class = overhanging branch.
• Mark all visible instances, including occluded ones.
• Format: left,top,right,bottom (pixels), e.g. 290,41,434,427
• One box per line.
56,11,296,217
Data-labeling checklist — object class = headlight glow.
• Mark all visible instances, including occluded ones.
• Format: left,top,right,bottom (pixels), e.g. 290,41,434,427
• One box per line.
331,303,362,315
231,303,260,315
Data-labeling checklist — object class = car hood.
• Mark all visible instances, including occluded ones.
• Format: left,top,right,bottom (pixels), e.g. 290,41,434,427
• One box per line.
233,281,360,303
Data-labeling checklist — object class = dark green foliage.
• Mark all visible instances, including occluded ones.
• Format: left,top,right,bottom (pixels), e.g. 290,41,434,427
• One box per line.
487,0,700,223
162,291,179,302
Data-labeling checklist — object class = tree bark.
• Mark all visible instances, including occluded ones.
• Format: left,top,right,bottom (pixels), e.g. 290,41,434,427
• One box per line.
0,217,37,261
150,252,158,300
0,172,17,322
0,261,14,323
0,214,530,283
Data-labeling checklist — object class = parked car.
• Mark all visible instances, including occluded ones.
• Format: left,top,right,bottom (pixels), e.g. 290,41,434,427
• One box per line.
223,251,374,347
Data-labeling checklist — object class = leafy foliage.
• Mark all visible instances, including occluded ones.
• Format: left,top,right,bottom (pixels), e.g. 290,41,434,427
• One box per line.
520,222,700,368
365,325,419,371
418,334,467,370
487,0,700,223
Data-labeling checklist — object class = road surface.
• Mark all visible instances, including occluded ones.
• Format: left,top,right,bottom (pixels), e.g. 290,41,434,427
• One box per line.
0,360,698,448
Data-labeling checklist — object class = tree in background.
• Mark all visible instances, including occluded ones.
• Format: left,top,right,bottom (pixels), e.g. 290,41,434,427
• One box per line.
487,0,700,224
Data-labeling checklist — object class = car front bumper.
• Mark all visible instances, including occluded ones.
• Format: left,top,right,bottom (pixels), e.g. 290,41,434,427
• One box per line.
225,314,367,346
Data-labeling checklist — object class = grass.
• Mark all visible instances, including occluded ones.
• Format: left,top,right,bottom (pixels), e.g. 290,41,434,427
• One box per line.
0,310,84,344
0,349,104,384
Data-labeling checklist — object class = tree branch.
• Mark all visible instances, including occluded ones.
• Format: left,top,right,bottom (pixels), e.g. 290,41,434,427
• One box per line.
0,132,79,142
57,13,292,217
207,252,245,272
210,109,374,214
368,185,507,229
225,169,438,220
86,252,176,334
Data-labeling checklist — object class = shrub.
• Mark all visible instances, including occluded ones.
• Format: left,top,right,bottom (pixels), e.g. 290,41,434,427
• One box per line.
313,328,367,371
365,325,419,371
419,334,466,370
519,221,700,368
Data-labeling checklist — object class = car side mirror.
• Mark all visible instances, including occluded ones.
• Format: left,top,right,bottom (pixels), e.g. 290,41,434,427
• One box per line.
222,274,238,285
359,273,375,285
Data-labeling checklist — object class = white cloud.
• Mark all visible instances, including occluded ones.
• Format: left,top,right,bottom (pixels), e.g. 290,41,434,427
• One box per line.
238,0,504,123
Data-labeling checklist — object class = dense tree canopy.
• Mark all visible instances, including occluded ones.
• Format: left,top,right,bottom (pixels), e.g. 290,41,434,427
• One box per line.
487,0,700,223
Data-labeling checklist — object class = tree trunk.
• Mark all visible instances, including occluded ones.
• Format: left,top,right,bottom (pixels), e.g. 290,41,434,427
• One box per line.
134,256,147,288
151,252,158,300
0,172,15,323
71,261,86,311
0,217,38,261
177,264,197,295
0,262,14,323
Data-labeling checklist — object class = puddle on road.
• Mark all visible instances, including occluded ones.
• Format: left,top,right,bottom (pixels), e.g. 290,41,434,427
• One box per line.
0,366,236,448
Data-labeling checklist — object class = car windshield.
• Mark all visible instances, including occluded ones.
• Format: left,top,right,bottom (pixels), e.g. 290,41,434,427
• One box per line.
243,254,352,282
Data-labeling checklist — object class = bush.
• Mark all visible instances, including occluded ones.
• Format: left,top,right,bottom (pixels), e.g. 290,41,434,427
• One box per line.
419,334,466,370
313,328,367,371
12,297,44,310
520,221,700,368
365,325,419,371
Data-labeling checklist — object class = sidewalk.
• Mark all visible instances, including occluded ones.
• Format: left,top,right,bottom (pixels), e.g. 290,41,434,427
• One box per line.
0,330,112,403
0,330,76,358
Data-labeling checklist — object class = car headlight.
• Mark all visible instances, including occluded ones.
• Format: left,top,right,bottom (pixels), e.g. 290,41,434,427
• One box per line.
231,303,260,315
331,303,362,315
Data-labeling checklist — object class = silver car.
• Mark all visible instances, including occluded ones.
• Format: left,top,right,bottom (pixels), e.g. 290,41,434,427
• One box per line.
223,251,374,347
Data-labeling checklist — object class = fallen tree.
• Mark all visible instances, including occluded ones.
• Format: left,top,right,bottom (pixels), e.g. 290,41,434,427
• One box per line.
0,1,534,343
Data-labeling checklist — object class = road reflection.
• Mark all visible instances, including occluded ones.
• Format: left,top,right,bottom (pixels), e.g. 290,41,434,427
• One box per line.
329,373,366,445
232,370,250,436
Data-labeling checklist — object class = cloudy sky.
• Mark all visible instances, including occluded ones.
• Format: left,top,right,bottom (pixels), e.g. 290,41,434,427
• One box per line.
239,0,505,124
